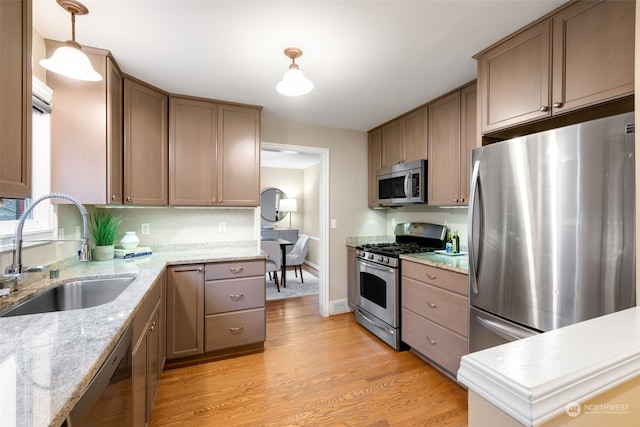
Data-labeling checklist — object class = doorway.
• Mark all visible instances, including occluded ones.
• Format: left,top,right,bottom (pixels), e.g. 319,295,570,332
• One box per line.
261,142,330,317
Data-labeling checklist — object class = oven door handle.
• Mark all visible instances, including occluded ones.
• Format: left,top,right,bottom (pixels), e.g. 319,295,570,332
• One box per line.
355,258,395,274
355,306,396,335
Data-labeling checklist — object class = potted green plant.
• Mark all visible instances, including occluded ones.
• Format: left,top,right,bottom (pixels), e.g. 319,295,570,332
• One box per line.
89,212,123,261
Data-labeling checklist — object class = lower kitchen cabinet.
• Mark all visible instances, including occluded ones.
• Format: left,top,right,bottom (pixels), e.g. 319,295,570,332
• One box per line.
204,260,266,352
346,246,356,310
167,259,266,361
167,264,204,359
401,260,468,379
132,270,165,426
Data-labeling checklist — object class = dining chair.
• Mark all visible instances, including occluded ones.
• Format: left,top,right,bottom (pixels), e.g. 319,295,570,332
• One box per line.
261,240,282,292
285,235,310,283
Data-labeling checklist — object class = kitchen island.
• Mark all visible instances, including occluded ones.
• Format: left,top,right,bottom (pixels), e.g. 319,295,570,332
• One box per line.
0,242,264,427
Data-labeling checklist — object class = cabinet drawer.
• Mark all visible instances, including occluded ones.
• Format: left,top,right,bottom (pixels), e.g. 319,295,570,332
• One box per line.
205,260,265,281
205,308,265,352
402,308,467,375
402,261,467,296
204,276,265,314
402,276,468,337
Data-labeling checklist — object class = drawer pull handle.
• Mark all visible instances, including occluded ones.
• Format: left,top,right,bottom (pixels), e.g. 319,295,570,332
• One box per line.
229,326,244,335
425,336,437,345
425,301,437,309
426,274,437,280
229,293,244,301
230,267,244,274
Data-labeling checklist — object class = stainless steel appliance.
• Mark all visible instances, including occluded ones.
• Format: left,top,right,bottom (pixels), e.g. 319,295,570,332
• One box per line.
355,222,446,349
66,325,133,426
468,112,636,353
376,159,427,206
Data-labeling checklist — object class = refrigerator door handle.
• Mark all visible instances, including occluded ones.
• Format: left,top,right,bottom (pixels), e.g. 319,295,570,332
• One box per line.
468,160,480,294
475,315,538,342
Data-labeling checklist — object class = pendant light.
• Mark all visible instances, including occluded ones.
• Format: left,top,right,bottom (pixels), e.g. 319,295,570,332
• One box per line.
40,0,102,82
276,47,313,96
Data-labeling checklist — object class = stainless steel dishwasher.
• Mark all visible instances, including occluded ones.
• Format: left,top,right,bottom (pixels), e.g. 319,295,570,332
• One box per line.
65,325,133,426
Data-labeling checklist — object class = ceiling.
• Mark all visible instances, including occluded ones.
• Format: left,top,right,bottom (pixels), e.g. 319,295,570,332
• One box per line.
33,0,566,133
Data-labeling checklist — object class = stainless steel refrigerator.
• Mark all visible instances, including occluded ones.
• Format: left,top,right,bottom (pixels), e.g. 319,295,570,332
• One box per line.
468,112,636,353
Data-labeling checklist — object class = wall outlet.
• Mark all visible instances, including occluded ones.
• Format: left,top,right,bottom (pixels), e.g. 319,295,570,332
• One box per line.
141,223,150,235
331,219,337,229
219,222,226,233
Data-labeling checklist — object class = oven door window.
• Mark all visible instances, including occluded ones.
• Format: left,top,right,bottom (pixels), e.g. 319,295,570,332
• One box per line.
360,271,387,309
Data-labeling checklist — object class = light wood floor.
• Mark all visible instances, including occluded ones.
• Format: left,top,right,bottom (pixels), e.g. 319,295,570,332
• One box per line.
150,295,468,426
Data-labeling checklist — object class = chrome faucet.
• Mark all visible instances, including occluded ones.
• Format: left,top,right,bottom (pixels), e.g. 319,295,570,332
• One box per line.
5,193,91,277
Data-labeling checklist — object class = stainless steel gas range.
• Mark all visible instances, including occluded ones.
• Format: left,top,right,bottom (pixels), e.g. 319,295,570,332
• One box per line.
354,222,447,350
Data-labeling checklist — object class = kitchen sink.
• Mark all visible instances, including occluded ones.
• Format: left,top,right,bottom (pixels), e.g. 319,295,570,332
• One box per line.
1,276,136,317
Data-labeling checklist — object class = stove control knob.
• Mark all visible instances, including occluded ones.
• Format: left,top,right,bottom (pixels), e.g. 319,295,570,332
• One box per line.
368,254,374,260
383,257,390,264
377,256,383,262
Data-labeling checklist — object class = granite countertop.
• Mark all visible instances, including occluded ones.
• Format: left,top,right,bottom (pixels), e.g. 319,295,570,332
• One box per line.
0,242,264,427
400,252,469,275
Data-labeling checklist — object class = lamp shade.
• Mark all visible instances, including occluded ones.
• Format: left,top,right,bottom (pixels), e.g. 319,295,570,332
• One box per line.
40,45,102,82
278,198,298,213
277,68,313,96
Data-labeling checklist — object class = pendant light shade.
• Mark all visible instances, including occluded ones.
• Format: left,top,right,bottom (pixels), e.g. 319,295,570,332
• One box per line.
277,47,313,96
40,0,102,82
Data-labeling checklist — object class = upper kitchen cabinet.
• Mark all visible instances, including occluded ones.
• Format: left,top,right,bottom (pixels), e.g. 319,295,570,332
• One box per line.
48,41,122,205
428,82,477,206
367,128,382,207
124,76,169,206
476,0,634,135
381,107,427,168
169,96,261,206
0,0,31,199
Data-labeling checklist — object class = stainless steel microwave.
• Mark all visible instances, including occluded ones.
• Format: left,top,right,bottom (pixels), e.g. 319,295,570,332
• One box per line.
376,159,427,206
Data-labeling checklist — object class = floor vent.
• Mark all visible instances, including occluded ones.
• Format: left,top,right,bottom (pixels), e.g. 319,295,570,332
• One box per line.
331,299,349,315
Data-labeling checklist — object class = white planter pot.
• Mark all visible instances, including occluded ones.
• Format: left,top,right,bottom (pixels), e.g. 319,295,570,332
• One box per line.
93,245,114,261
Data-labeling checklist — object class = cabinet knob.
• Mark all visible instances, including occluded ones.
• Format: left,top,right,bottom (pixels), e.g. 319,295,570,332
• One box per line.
425,336,437,345
230,267,244,274
425,301,437,309
539,106,549,112
126,197,132,202
229,326,244,335
459,198,465,203
426,274,437,280
553,102,562,108
453,198,459,203
197,267,202,272
112,194,117,200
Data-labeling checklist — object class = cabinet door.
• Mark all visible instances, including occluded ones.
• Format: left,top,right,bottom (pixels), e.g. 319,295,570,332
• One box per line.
381,119,403,168
217,104,261,206
477,20,551,133
106,58,123,205
347,246,356,310
48,43,111,204
167,265,204,359
0,0,31,198
551,0,634,114
124,77,168,206
169,97,217,205
402,107,428,163
428,91,461,206
132,325,148,427
367,128,382,207
459,82,477,204
147,304,161,417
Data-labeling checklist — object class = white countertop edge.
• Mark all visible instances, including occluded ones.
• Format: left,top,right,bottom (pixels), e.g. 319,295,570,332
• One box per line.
457,307,640,426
